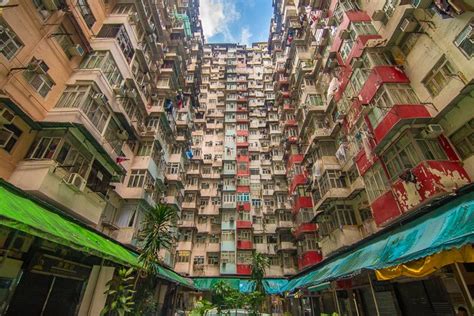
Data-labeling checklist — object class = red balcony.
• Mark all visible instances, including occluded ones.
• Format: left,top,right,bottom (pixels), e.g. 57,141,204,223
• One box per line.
237,141,249,147
237,97,248,102
237,106,248,112
283,103,294,111
237,240,254,249
372,104,432,149
392,160,470,212
287,154,304,170
290,173,308,194
236,220,252,229
293,223,317,239
237,130,249,137
292,196,314,215
284,119,298,128
236,155,249,162
237,202,251,212
371,190,402,227
355,146,377,177
298,250,323,270
359,66,409,104
280,91,290,98
237,264,252,275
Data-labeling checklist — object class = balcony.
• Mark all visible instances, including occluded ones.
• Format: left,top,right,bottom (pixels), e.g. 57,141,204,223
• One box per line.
289,174,308,194
278,241,297,251
237,240,254,250
319,226,363,257
293,223,317,239
372,104,432,150
236,220,252,229
236,264,252,275
370,190,402,226
292,196,314,215
113,227,139,247
298,251,323,270
9,160,106,225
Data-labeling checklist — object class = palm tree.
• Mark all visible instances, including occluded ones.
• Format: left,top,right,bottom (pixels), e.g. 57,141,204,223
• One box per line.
251,252,270,293
138,203,178,272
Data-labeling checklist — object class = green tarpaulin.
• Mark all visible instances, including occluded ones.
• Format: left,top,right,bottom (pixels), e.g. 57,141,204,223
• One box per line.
283,190,474,293
0,182,193,289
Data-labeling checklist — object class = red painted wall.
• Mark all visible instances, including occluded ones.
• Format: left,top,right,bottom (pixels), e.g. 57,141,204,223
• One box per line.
292,196,314,215
237,240,253,250
236,264,252,275
298,251,323,270
371,190,402,226
359,66,409,104
236,220,252,229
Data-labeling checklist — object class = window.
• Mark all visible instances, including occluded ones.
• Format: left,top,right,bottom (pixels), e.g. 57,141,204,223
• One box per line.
177,251,190,263
98,24,134,63
254,235,264,244
0,20,23,60
208,253,219,265
0,124,21,153
27,137,61,160
383,0,399,17
77,0,96,28
222,231,235,241
423,56,456,97
317,170,346,197
382,132,446,180
450,119,474,159
364,163,390,201
360,208,373,222
128,169,147,187
221,251,235,264
193,256,204,265
454,22,473,59
137,141,153,156
306,94,323,106
54,26,75,58
209,234,220,243
23,59,54,97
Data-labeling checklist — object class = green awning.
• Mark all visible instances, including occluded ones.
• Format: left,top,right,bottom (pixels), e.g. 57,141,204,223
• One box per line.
0,181,193,288
284,190,474,293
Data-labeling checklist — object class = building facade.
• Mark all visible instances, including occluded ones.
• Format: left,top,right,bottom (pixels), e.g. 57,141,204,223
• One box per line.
0,0,201,314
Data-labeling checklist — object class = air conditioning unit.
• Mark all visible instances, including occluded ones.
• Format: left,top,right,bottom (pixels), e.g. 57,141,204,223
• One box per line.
421,124,444,139
28,59,49,75
67,44,85,57
129,12,139,24
0,107,15,125
116,130,128,141
339,29,351,40
65,173,87,192
371,10,386,21
400,17,418,33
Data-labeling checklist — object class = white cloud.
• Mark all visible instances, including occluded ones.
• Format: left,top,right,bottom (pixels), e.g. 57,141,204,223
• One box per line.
239,27,252,46
200,0,240,42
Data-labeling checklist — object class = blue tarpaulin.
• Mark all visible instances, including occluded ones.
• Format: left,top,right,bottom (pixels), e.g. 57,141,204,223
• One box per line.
283,191,474,292
192,278,288,294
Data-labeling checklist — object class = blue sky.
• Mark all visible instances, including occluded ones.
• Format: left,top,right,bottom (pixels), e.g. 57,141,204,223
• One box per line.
200,0,273,46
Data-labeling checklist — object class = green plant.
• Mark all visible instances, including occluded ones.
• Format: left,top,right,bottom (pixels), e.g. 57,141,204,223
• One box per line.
251,252,270,293
212,280,243,314
243,291,266,316
101,267,136,316
138,204,178,272
189,299,214,316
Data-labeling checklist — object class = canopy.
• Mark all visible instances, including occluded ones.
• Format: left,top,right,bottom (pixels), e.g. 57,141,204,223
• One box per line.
192,278,288,294
284,190,474,292
0,181,193,289
173,12,192,37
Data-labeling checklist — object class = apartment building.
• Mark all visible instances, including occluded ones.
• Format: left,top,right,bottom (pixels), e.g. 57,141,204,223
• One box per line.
0,0,202,313
268,0,473,313
173,42,303,278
